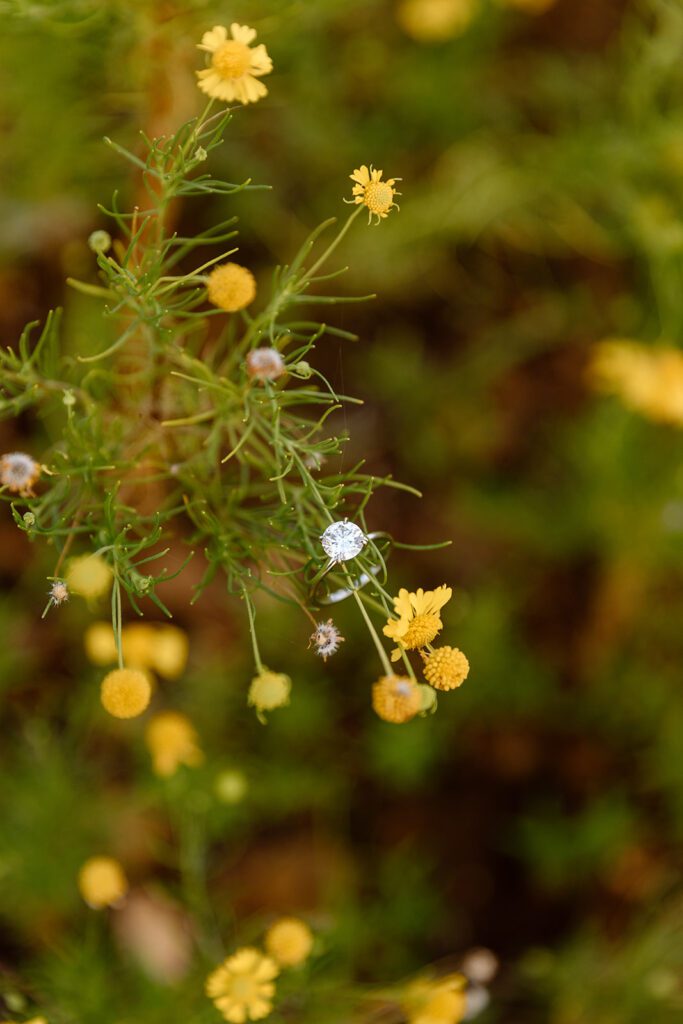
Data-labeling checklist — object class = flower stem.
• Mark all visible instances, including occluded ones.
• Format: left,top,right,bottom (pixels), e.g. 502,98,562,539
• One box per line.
347,569,392,676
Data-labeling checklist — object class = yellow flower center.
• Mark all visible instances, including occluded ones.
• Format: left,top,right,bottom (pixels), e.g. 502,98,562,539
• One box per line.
230,976,256,999
422,646,470,691
401,613,442,650
212,40,252,79
363,180,395,215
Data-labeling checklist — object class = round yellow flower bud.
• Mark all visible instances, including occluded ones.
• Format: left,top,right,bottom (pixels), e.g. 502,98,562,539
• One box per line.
145,712,203,777
372,675,422,724
78,856,128,909
66,554,113,600
150,625,189,678
84,622,118,665
248,670,291,713
101,668,151,719
397,0,478,42
421,646,470,691
207,262,256,312
265,917,314,967
215,769,249,804
121,622,157,668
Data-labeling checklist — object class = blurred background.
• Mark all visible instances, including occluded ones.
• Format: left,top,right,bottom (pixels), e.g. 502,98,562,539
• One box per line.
3,0,683,1020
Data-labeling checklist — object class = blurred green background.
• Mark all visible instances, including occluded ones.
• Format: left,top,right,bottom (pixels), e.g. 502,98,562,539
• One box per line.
4,0,683,1021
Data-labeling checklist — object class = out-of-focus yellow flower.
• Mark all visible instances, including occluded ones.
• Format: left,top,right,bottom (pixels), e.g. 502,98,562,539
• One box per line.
145,712,204,777
85,621,118,665
151,625,189,678
396,0,479,42
196,24,272,105
101,668,151,719
0,1018,48,1024
248,669,291,714
347,166,401,224
403,973,467,1024
120,622,158,667
207,263,257,312
84,622,189,677
496,0,557,12
265,917,314,967
372,675,422,723
422,646,469,691
383,585,452,661
78,856,128,909
215,769,249,804
590,339,683,427
206,947,279,1023
0,451,41,496
66,554,113,599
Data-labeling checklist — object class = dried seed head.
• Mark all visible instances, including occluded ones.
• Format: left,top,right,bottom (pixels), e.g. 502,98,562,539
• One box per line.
309,619,345,661
246,347,285,382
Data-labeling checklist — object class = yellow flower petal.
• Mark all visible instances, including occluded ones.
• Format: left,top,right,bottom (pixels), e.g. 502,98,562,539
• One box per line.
231,22,257,44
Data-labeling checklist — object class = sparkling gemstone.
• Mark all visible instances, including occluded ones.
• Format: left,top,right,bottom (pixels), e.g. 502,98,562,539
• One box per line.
321,520,367,562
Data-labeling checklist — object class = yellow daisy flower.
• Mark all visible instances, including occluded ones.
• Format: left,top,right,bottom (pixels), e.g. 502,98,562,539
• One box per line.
383,585,452,661
347,165,401,224
206,947,279,1023
196,24,273,105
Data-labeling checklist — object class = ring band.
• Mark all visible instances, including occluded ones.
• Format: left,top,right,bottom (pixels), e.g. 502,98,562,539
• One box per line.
308,530,392,605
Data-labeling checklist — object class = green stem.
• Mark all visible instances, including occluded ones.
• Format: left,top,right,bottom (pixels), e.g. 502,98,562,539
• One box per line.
241,583,263,672
347,569,392,675
303,206,363,283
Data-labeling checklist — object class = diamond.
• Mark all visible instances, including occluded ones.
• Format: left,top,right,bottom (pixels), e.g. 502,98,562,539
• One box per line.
321,520,367,562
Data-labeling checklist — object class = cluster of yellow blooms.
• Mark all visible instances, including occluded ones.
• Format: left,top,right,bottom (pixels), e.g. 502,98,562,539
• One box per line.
372,585,470,724
589,339,683,427
206,918,314,1022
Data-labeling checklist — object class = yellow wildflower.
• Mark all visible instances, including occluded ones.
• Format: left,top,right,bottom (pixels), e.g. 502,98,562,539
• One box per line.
151,624,189,678
590,339,683,427
403,973,467,1024
206,947,279,1023
85,621,118,665
66,554,113,600
421,646,469,691
145,712,204,777
78,856,128,909
0,451,40,496
347,165,401,224
208,262,257,312
383,585,452,660
0,1018,47,1024
196,24,273,105
396,0,479,42
215,769,249,804
265,917,314,967
248,669,291,714
100,668,151,719
372,675,422,724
